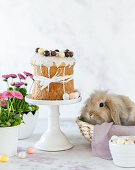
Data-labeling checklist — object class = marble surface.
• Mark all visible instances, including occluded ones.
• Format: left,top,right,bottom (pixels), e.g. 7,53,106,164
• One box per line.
0,118,128,170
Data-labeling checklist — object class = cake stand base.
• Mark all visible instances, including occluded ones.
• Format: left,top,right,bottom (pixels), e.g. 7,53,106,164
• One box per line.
26,95,82,151
35,105,73,151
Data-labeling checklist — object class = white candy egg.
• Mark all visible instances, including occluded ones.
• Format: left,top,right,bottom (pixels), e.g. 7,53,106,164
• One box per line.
116,138,125,144
128,136,135,140
18,152,27,159
58,51,65,58
111,135,118,141
63,93,69,100
112,139,117,144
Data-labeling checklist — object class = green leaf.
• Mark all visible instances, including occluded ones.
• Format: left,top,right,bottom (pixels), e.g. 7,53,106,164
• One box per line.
7,87,14,91
6,122,11,126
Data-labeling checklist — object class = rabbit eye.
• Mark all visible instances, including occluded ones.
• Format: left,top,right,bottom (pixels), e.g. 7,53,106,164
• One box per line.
99,102,104,107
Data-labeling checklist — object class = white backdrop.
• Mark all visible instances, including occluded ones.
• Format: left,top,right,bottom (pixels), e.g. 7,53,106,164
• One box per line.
0,0,135,118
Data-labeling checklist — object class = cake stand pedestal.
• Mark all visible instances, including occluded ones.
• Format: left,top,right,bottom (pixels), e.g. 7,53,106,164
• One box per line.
26,95,82,152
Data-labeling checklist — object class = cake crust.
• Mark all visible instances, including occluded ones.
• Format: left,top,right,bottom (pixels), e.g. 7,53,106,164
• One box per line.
32,65,75,100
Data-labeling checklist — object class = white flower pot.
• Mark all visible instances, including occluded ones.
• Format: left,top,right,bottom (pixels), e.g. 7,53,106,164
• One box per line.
18,111,39,140
109,140,135,167
0,126,18,157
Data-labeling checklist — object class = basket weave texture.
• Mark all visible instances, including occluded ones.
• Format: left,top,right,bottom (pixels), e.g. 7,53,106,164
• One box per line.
76,117,94,142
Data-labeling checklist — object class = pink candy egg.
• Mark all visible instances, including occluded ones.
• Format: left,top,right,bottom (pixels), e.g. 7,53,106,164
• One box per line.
26,147,35,154
69,92,79,100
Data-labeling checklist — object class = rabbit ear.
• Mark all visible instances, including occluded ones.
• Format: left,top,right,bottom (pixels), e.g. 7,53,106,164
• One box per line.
106,99,121,125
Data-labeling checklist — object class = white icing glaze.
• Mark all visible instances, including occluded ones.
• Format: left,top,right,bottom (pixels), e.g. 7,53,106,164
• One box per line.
48,67,50,91
34,74,73,90
31,53,76,67
35,67,38,96
40,64,43,74
63,67,66,93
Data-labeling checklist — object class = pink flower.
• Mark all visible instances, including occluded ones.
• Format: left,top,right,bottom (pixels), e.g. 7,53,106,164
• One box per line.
11,91,23,100
2,91,14,99
15,82,24,87
1,101,6,107
18,74,26,80
2,74,10,79
0,93,4,100
23,71,33,77
3,79,7,82
30,75,33,79
9,74,17,78
1,91,23,100
11,82,15,86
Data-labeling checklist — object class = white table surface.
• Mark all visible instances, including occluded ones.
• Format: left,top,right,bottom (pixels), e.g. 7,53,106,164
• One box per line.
0,118,130,170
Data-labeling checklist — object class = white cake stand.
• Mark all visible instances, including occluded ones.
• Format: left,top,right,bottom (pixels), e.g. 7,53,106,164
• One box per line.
25,94,82,152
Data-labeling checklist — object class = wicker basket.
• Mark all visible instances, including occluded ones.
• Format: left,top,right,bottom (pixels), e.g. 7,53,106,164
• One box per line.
76,117,94,142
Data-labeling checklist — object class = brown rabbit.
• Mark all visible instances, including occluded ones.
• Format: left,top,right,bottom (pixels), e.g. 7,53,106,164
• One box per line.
80,90,135,126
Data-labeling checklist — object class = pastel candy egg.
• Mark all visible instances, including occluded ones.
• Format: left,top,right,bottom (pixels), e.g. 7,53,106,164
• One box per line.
38,48,44,55
69,93,76,100
128,136,135,140
58,51,65,58
18,152,27,159
111,135,118,141
26,147,35,154
74,92,80,98
117,138,125,144
63,93,69,100
125,140,134,144
112,139,117,144
0,155,9,162
69,92,79,100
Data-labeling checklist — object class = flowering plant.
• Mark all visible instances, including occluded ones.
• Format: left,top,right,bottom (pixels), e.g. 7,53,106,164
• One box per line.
0,91,23,127
2,72,39,115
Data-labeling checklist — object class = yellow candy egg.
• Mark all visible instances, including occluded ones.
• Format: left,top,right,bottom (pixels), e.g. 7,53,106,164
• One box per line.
38,48,44,55
26,147,35,154
0,155,9,162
